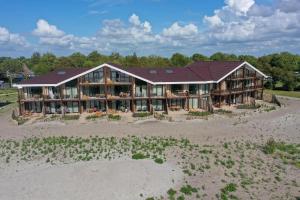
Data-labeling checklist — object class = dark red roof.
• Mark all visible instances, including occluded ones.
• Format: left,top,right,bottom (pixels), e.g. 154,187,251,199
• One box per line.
125,67,201,82
111,61,244,82
186,61,244,81
19,68,90,85
18,61,246,85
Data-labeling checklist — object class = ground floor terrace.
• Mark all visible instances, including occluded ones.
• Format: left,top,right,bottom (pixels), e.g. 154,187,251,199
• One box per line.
20,96,212,116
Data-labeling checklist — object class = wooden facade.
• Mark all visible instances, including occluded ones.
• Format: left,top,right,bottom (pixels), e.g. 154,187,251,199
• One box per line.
16,63,266,116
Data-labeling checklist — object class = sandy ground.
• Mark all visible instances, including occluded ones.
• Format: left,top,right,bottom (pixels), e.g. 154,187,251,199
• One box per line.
0,159,183,200
0,97,299,199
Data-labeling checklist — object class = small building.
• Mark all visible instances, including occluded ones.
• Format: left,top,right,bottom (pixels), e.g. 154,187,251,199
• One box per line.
13,61,267,115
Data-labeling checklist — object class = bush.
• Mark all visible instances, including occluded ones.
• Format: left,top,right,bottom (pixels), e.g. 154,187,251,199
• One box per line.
108,114,121,121
132,152,147,160
214,109,232,114
180,185,198,195
222,183,237,193
154,158,164,164
236,104,261,109
62,115,80,120
132,112,151,118
263,138,276,154
188,111,211,116
86,113,105,120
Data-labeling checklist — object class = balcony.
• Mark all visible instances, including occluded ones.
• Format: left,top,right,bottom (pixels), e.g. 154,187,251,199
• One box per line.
106,78,131,85
81,78,104,85
212,85,263,95
82,94,106,100
166,90,188,98
43,94,61,100
107,92,131,100
21,94,43,101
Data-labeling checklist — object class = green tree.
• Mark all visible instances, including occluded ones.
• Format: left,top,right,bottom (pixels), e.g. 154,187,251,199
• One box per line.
170,53,190,67
191,53,209,62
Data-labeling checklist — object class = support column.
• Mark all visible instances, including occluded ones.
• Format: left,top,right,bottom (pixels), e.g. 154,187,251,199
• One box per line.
131,77,135,112
42,87,46,116
104,67,109,113
18,88,22,116
77,78,82,114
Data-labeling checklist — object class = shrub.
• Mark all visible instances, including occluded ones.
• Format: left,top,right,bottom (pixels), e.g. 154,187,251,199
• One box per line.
236,104,261,109
132,152,147,160
108,114,121,121
188,111,211,117
180,185,198,195
132,112,151,118
263,138,276,154
154,158,164,164
62,115,80,120
214,109,232,114
222,183,237,193
86,113,105,120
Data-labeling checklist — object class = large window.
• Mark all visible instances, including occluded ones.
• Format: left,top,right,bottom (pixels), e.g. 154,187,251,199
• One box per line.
86,100,105,111
171,85,183,94
189,84,199,95
84,69,104,83
66,102,79,113
200,84,210,94
136,85,147,97
152,85,163,96
65,80,78,99
153,100,163,111
25,102,42,113
111,70,130,82
170,99,183,108
24,87,42,98
83,86,105,97
136,100,147,111
189,98,198,109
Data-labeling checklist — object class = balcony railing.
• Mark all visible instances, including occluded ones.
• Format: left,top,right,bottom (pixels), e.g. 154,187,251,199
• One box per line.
21,94,43,100
212,85,263,95
166,90,188,98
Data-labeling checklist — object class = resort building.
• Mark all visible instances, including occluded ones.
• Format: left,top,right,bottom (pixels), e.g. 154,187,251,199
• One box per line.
14,61,267,115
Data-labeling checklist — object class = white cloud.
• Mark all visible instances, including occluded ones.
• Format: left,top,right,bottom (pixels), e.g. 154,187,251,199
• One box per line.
162,22,198,38
225,0,255,14
17,1,300,56
33,19,65,37
0,27,28,47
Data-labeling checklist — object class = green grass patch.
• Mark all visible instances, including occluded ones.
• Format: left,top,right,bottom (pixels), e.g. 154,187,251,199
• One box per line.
263,138,300,168
266,89,300,99
180,185,198,195
132,112,152,118
154,158,164,164
108,114,121,121
236,104,261,109
62,115,80,120
132,152,148,160
188,111,211,116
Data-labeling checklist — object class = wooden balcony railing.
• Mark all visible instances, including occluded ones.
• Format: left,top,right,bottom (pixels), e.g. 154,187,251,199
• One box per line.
212,85,263,95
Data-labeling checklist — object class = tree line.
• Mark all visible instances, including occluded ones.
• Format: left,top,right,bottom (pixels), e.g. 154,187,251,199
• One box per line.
0,51,299,91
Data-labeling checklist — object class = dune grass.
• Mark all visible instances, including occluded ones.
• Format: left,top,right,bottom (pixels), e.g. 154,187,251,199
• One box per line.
265,89,300,98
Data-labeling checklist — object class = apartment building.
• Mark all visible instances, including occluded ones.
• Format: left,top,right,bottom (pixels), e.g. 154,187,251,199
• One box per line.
14,61,267,115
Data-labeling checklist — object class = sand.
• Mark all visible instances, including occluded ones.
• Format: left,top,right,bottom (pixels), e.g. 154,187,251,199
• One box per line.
0,159,183,200
0,96,299,199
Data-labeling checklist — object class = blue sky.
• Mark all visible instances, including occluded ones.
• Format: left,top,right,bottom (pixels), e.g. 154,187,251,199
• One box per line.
0,0,299,57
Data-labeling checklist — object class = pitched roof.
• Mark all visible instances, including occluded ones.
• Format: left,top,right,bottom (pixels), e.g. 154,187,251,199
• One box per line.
185,61,244,81
110,61,245,83
16,61,265,87
125,67,202,83
19,68,90,85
